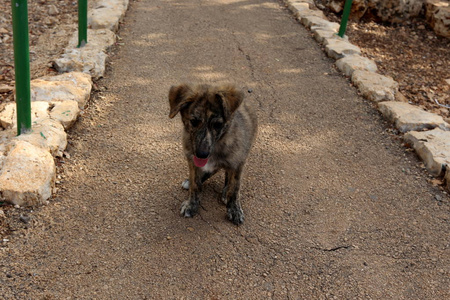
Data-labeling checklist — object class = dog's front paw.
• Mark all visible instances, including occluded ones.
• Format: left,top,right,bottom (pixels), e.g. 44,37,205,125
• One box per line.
227,205,245,225
180,200,198,218
181,179,190,190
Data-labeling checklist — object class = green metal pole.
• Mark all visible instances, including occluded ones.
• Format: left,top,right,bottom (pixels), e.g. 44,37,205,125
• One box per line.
338,0,353,38
78,0,88,47
11,0,31,135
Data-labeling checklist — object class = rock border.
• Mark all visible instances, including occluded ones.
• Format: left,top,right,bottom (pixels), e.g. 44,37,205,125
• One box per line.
283,0,450,189
1,0,448,206
0,0,129,206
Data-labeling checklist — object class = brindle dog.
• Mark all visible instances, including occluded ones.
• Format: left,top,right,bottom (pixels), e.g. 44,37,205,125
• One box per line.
168,84,257,224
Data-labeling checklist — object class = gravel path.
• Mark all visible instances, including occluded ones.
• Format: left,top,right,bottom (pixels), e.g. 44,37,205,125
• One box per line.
1,0,449,298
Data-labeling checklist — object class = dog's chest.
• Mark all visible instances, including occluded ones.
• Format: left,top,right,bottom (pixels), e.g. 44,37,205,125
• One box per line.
200,159,217,173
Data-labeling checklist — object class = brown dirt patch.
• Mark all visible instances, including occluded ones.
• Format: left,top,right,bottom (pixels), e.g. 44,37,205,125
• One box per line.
0,0,84,103
324,11,450,121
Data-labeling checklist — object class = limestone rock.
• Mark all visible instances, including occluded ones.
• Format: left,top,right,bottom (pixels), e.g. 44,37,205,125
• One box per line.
0,101,51,130
336,55,378,76
286,0,316,10
313,29,338,43
0,103,15,129
287,2,310,17
299,13,327,27
31,72,92,109
404,129,450,176
54,29,116,79
324,37,361,59
322,0,424,22
311,19,347,43
0,140,56,206
351,70,398,102
0,152,5,171
378,101,449,132
0,84,13,93
15,118,67,157
66,29,116,53
31,101,50,122
310,20,340,32
0,130,15,154
89,0,129,32
50,100,80,129
425,0,450,38
54,48,108,80
327,0,344,13
324,0,368,20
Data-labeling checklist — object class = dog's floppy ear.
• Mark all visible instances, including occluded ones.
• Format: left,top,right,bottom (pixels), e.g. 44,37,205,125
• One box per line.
168,84,193,118
216,86,244,118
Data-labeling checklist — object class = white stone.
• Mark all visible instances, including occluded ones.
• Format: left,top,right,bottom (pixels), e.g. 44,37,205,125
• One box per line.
89,0,129,32
0,140,56,206
425,0,450,38
30,101,50,122
309,20,343,44
0,84,13,93
66,29,116,53
50,100,80,129
299,15,327,28
404,129,450,176
0,103,15,129
54,29,116,79
351,70,398,102
313,29,338,43
0,101,50,130
31,72,92,108
15,118,67,157
310,20,340,32
327,0,344,13
286,0,316,10
54,48,108,80
324,37,361,59
287,3,310,17
336,55,378,76
378,101,449,133
0,130,15,154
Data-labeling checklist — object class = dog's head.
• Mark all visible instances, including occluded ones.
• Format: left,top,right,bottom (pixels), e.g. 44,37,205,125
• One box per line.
168,84,244,167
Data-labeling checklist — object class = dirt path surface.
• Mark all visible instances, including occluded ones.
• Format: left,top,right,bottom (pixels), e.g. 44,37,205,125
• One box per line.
1,0,449,298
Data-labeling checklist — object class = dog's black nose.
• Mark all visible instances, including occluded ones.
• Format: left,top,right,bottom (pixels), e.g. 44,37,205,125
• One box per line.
195,149,210,159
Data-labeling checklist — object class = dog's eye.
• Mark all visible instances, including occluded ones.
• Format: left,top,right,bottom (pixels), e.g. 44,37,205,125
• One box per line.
190,119,201,127
211,121,223,131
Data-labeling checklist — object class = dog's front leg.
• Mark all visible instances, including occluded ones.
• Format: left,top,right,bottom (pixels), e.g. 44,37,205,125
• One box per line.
225,166,245,225
180,163,202,218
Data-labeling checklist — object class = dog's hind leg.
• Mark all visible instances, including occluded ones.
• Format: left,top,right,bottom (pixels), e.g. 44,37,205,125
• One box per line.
225,166,245,225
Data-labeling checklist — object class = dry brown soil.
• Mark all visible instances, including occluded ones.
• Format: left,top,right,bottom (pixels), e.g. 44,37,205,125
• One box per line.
1,0,449,298
323,9,450,120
